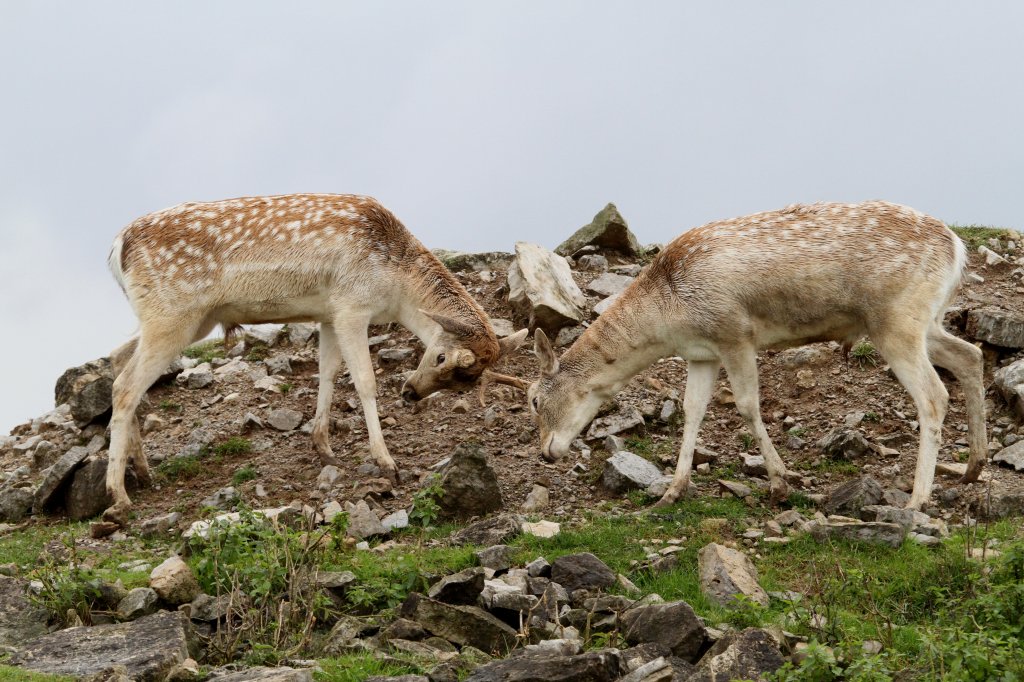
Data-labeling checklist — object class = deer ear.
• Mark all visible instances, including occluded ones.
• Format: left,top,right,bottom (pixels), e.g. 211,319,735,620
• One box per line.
534,329,559,376
420,309,475,337
497,328,529,359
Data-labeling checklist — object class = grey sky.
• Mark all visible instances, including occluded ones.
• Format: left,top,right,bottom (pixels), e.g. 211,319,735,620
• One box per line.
2,1,1022,434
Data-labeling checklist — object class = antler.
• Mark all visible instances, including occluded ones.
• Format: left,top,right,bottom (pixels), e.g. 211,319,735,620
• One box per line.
477,369,529,407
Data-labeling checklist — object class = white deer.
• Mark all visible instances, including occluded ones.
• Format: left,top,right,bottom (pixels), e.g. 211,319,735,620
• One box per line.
528,201,986,510
104,193,527,524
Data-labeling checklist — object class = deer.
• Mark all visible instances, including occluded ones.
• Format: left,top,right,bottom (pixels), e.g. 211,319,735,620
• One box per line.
104,193,528,525
528,201,987,511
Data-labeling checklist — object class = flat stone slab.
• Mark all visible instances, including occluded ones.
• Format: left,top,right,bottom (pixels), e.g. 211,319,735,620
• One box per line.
994,440,1024,471
33,446,91,513
11,610,189,681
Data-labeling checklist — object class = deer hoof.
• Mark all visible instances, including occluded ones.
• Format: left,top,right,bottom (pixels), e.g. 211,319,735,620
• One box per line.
769,479,791,505
102,502,131,527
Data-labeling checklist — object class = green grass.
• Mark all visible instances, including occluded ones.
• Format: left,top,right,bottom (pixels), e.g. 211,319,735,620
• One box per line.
182,338,226,364
156,453,204,481
158,399,182,412
214,437,253,457
231,465,258,486
949,224,1019,249
0,665,74,681
850,340,880,368
316,652,429,681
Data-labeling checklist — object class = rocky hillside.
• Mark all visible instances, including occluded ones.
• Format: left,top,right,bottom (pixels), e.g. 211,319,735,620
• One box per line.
0,206,1023,681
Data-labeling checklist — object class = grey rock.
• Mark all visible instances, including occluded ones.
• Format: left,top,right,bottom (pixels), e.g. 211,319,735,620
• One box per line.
317,465,341,491
0,576,48,649
593,292,624,316
345,500,387,539
554,324,585,347
450,514,522,546
861,505,930,531
555,203,643,258
268,408,303,431
718,480,753,499
381,509,409,531
824,476,884,516
176,363,214,389
645,476,675,498
576,254,609,272
818,427,872,460
244,324,285,348
586,272,635,298
32,445,91,513
490,318,516,338
658,400,677,423
399,593,517,655
522,484,549,513
12,610,189,681
66,456,139,521
741,454,768,477
378,347,416,367
697,543,769,608
117,587,160,619
149,556,201,605
966,306,1024,348
189,593,231,621
526,557,551,578
808,519,906,548
264,355,292,375
993,359,1024,420
550,553,616,593
507,242,588,334
602,451,663,493
0,485,34,523
54,357,114,425
436,443,504,520
585,406,645,440
427,567,486,605
972,490,1024,519
776,346,832,368
688,628,785,682
313,571,358,608
466,650,624,682
619,601,707,662
200,486,239,511
994,440,1024,471
178,427,215,459
434,250,514,273
139,512,181,539
287,322,318,346
476,545,515,573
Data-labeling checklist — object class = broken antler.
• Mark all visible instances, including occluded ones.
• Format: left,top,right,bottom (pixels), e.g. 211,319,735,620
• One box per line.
478,369,529,406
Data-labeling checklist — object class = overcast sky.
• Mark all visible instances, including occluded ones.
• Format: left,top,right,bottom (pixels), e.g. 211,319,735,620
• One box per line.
2,2,1022,434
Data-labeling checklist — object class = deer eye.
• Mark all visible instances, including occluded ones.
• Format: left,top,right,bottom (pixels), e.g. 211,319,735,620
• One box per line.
436,353,446,366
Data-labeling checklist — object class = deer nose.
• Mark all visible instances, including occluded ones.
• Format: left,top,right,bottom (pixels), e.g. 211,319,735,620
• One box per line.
402,385,420,402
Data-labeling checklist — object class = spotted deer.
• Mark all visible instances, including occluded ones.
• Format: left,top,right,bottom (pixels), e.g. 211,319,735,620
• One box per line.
528,201,986,510
105,194,527,524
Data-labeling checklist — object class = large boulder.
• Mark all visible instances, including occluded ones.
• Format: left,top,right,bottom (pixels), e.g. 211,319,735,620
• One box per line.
427,567,486,605
507,242,587,334
436,444,504,520
697,543,769,608
555,203,643,259
11,610,190,681
994,359,1024,420
207,667,313,681
824,476,884,517
619,601,707,663
994,440,1024,471
54,357,115,425
450,514,522,546
966,307,1024,348
808,518,906,548
149,556,201,605
0,485,34,523
585,272,635,298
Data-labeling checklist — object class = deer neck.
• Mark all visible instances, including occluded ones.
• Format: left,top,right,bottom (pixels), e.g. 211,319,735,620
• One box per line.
562,298,673,399
397,256,489,344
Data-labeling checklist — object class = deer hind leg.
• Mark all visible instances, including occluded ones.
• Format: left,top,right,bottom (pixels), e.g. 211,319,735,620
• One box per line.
927,326,987,482
311,322,343,466
655,360,720,508
875,328,949,510
104,318,207,525
720,345,790,504
333,313,398,483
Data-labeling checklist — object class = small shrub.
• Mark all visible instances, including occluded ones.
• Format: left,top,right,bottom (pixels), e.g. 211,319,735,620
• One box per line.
214,437,253,457
246,344,270,362
157,454,204,481
183,338,226,364
863,411,881,423
410,475,445,528
158,400,182,412
739,432,755,451
279,383,294,395
850,341,879,368
232,465,258,486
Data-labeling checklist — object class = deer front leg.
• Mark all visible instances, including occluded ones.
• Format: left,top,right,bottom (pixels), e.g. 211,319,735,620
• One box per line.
334,316,399,484
721,346,790,504
311,322,343,466
655,360,719,508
